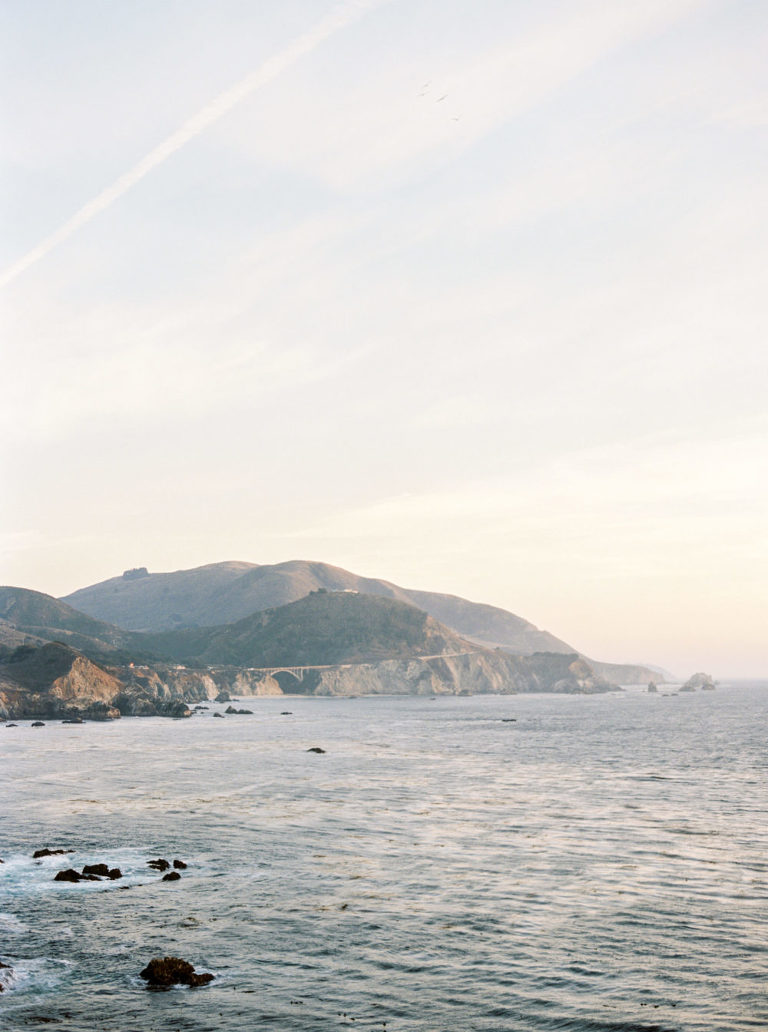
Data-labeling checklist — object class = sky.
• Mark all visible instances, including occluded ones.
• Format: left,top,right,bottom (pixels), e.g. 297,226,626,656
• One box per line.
2,0,767,678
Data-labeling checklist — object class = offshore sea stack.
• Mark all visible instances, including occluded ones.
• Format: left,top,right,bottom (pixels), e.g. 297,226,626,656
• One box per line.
139,957,214,989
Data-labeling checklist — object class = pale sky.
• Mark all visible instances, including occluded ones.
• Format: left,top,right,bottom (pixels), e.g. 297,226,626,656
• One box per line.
2,0,767,678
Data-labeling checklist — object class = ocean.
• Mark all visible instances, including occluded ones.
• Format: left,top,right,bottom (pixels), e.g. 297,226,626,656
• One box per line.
2,685,767,1031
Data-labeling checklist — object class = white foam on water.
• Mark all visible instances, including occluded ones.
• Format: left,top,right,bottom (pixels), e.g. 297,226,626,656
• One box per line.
0,910,28,933
0,956,73,994
0,848,208,900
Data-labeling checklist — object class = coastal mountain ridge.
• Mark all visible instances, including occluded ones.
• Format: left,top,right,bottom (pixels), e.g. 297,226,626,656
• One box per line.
62,559,659,682
62,560,570,652
0,586,616,719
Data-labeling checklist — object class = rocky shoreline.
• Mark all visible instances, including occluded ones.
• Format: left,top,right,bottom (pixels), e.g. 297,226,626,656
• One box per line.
0,639,618,723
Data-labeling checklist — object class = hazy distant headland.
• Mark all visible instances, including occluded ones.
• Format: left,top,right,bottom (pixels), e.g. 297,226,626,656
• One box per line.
0,560,666,720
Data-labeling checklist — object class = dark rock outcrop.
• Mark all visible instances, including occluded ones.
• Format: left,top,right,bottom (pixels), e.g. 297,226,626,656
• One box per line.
139,956,214,989
147,858,170,872
173,859,187,869
82,863,110,877
162,871,181,881
33,848,74,859
54,868,92,882
225,705,253,714
54,863,122,882
307,746,326,754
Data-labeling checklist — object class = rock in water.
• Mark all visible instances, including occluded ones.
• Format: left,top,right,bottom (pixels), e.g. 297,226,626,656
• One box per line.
139,956,214,989
82,863,110,877
54,869,84,882
307,746,326,753
172,859,187,869
147,858,170,871
162,871,181,882
33,847,74,859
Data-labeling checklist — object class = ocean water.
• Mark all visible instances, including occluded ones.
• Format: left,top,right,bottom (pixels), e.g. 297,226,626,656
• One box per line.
1,685,767,1032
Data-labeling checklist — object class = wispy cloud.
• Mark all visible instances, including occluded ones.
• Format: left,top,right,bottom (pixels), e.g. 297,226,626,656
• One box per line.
0,0,386,289
219,0,706,191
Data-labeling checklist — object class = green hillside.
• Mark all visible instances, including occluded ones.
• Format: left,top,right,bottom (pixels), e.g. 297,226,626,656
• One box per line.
142,590,473,667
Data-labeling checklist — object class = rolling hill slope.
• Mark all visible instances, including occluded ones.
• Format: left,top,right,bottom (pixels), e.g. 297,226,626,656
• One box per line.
0,586,136,659
63,560,574,653
140,590,476,668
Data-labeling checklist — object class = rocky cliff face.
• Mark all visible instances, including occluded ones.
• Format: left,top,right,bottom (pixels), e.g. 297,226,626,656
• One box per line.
222,650,615,698
0,643,124,720
0,640,616,722
0,643,284,720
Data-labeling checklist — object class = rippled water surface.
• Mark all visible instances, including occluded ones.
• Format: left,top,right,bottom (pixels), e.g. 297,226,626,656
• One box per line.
2,686,767,1031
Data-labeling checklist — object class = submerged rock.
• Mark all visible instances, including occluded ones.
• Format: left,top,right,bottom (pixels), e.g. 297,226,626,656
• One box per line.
213,712,225,718
31,721,45,727
139,956,214,989
307,746,326,754
33,847,74,859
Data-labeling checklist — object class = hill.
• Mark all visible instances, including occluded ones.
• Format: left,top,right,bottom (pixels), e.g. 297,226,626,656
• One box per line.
141,590,475,668
62,559,660,682
0,586,618,711
0,586,137,661
63,560,573,651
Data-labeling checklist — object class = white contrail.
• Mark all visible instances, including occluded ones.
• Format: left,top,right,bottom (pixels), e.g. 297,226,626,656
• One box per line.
0,0,384,290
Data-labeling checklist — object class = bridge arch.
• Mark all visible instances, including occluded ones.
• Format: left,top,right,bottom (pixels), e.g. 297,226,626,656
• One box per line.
264,667,305,693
